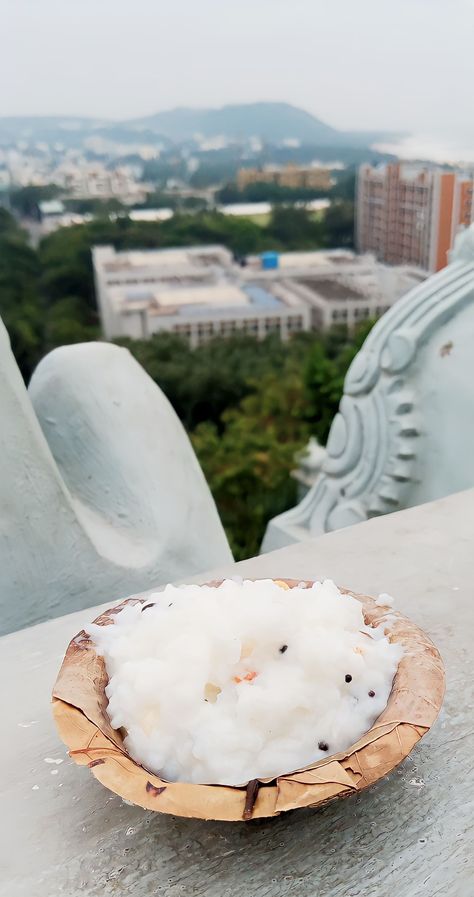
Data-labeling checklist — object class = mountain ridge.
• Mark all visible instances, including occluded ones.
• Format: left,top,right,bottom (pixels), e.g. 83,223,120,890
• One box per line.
126,102,342,144
0,102,403,148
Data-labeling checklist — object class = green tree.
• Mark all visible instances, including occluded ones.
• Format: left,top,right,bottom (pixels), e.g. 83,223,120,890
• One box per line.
0,210,43,376
323,200,355,248
189,323,375,557
303,322,374,443
9,184,61,218
44,297,99,349
192,356,310,559
267,205,324,249
121,332,291,431
216,180,330,205
63,197,125,215
330,169,356,202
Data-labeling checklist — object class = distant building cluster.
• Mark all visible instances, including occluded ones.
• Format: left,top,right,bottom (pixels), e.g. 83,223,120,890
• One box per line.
0,146,152,205
93,244,425,347
35,200,91,237
357,163,474,272
52,161,151,204
236,163,332,191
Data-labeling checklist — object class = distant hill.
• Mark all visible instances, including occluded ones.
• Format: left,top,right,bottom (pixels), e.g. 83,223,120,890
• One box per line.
126,102,344,145
124,103,403,146
0,116,105,146
0,103,402,149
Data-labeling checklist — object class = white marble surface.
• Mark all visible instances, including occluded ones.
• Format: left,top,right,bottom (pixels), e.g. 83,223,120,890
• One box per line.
1,490,473,896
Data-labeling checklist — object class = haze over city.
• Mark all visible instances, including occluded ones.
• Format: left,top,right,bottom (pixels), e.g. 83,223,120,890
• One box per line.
3,0,474,154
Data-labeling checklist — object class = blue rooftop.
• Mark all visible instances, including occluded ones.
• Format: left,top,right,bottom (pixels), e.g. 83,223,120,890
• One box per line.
243,283,282,309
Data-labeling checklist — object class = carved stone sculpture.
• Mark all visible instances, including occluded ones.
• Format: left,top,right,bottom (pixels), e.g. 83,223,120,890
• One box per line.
262,225,474,552
0,324,231,635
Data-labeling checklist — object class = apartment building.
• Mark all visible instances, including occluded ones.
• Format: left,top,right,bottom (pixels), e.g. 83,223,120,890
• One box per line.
53,162,151,205
356,163,474,271
236,163,331,192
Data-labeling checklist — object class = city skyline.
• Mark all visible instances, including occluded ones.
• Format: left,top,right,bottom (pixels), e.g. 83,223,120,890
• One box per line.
2,0,474,147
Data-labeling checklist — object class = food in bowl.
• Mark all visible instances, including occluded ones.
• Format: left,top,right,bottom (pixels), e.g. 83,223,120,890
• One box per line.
88,578,403,786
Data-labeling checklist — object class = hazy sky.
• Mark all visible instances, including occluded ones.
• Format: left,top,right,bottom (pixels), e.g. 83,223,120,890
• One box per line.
2,0,474,145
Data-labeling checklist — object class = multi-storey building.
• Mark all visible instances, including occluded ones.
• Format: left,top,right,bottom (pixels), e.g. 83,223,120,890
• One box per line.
356,163,474,272
52,162,151,205
93,245,425,347
236,164,331,192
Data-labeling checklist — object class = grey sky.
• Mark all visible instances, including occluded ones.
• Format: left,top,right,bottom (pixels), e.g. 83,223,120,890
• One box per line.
2,0,474,144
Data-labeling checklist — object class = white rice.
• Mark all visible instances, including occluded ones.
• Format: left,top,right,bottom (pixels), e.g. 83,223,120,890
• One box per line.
89,578,402,786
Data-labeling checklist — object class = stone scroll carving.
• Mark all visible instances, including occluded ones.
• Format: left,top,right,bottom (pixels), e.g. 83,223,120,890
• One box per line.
262,226,474,551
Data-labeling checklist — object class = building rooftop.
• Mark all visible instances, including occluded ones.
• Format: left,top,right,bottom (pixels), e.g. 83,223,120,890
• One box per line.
272,249,357,269
97,245,232,272
93,244,427,342
38,199,65,216
297,277,365,301
113,281,285,320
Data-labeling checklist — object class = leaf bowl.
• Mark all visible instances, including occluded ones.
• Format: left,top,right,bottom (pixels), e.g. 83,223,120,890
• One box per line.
52,579,445,821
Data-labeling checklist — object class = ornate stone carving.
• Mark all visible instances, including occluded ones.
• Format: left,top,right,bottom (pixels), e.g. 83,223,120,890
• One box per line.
262,226,474,551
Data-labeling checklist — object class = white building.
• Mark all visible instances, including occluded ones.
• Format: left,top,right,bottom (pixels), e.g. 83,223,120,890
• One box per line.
92,245,313,346
93,245,311,346
37,200,93,237
127,208,174,223
219,198,330,218
92,245,426,347
245,249,425,330
52,161,151,205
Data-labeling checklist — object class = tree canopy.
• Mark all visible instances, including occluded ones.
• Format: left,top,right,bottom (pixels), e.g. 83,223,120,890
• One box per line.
9,184,61,218
217,180,330,205
123,326,374,557
0,209,43,372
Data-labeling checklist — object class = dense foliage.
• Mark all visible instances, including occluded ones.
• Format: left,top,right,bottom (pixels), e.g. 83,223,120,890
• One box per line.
0,209,43,372
9,184,61,218
216,181,330,204
122,325,373,558
0,208,99,376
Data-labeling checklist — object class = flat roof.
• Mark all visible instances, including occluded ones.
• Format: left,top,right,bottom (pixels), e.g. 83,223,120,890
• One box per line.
115,279,286,318
95,244,231,272
275,249,357,268
297,277,365,301
150,283,248,309
39,199,65,215
95,244,427,328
